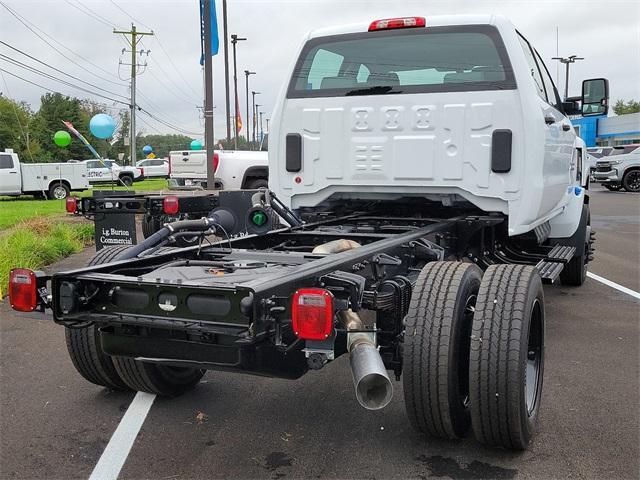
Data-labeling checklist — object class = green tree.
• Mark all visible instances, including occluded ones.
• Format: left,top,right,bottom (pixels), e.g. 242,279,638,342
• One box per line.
0,96,41,160
30,93,89,161
135,133,195,158
612,99,640,115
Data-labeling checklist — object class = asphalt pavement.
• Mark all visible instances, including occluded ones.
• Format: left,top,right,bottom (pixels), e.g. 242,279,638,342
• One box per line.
1,185,638,480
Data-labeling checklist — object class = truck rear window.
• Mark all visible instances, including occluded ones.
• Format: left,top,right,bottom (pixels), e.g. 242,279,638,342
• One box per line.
287,25,515,98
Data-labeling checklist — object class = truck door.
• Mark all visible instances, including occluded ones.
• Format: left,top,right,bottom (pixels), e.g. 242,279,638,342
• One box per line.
0,152,22,195
517,34,574,214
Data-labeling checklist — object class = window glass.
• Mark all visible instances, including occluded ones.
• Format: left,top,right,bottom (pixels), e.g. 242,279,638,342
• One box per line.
307,49,344,90
289,26,514,97
153,160,165,166
534,50,560,107
86,161,98,169
356,64,370,83
0,154,14,169
517,35,546,101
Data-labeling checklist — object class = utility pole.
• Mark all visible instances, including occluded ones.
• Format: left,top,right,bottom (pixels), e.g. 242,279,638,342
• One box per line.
222,0,231,143
251,91,260,143
203,0,215,190
244,70,255,148
230,34,246,150
114,24,153,166
552,55,584,100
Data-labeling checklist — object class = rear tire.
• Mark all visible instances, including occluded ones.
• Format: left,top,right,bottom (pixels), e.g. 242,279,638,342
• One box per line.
141,214,162,239
469,264,545,450
120,175,133,187
622,170,640,192
112,358,205,397
246,178,268,189
403,261,482,440
48,182,70,200
64,245,136,390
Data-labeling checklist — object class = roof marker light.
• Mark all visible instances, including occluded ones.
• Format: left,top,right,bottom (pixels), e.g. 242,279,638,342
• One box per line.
368,17,426,32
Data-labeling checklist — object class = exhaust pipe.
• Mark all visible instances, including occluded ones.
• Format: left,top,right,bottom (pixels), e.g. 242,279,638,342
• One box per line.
340,310,393,410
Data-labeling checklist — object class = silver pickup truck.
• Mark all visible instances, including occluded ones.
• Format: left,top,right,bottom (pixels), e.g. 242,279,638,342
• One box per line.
592,144,640,192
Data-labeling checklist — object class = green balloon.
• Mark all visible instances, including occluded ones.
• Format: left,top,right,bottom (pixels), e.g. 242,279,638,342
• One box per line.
54,130,71,147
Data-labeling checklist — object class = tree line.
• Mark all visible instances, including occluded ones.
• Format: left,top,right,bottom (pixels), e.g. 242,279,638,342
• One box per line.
0,92,196,162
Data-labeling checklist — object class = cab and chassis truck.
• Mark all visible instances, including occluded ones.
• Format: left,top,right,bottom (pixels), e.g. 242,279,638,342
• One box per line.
9,15,604,450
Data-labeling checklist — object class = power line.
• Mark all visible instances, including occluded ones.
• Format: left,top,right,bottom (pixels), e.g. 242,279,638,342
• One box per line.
63,0,115,29
137,106,202,136
0,1,125,86
108,0,153,31
0,56,130,105
145,63,200,106
0,41,129,102
107,0,202,102
1,67,199,138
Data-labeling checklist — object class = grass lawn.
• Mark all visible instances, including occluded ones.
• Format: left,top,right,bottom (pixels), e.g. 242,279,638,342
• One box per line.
0,179,168,230
0,219,94,296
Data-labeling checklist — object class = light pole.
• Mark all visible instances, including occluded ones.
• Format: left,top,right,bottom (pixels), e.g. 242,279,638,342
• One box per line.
259,111,264,142
254,103,262,143
265,118,269,134
231,34,246,149
251,92,260,143
244,70,255,148
552,55,584,100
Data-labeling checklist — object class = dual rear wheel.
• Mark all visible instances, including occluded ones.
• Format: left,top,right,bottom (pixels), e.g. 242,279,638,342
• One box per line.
403,262,544,450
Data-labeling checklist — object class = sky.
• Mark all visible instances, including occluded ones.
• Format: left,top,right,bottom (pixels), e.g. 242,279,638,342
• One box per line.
1,0,639,142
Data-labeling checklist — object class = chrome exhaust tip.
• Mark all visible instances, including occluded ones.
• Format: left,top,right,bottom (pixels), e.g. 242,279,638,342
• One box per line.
350,342,394,410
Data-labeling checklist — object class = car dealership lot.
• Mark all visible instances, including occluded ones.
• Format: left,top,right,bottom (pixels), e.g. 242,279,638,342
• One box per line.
1,185,638,480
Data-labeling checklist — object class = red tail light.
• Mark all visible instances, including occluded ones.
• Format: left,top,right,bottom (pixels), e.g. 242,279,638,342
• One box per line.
368,17,426,31
213,152,220,173
140,167,144,177
291,288,334,340
66,196,77,213
163,195,180,215
9,269,37,312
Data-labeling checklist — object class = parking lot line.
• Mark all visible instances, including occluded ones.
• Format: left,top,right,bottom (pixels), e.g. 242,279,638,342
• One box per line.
89,392,156,480
587,272,640,300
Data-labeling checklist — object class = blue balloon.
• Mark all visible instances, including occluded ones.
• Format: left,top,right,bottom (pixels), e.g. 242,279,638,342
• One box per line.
89,113,116,139
143,145,153,155
190,139,203,150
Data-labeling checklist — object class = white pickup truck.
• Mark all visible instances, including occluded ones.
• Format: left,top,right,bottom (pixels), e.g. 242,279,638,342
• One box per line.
0,148,90,199
82,159,144,187
169,148,268,190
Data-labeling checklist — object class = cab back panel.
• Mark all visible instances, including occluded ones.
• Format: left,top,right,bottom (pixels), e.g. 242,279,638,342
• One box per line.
272,90,524,208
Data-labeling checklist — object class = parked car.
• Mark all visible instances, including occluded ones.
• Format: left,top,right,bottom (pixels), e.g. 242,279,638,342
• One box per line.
136,158,170,178
82,159,144,187
169,149,268,189
592,144,640,191
0,148,90,199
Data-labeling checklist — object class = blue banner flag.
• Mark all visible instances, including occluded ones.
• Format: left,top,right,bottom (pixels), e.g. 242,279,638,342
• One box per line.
200,0,219,65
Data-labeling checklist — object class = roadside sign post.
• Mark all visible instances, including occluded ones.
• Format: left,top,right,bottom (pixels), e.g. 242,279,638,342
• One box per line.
92,191,137,251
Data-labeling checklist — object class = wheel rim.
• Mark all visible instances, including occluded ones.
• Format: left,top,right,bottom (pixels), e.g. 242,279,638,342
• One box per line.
626,171,640,191
53,186,67,199
525,299,543,416
458,294,477,409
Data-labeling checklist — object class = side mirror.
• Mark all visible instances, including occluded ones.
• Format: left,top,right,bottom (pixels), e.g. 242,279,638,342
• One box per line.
562,99,581,116
581,78,609,116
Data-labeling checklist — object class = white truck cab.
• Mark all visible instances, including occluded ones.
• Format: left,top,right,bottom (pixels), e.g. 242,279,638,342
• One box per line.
270,14,608,237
